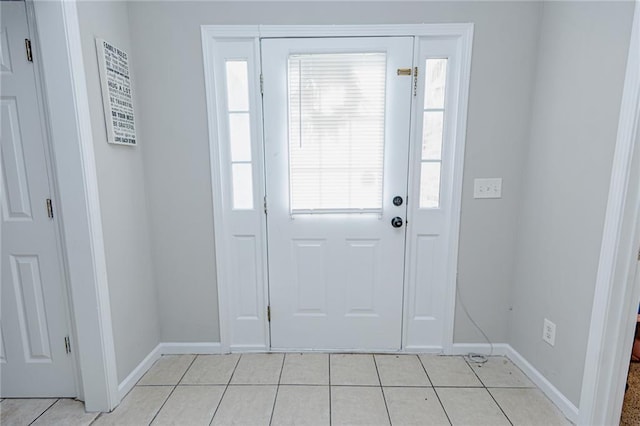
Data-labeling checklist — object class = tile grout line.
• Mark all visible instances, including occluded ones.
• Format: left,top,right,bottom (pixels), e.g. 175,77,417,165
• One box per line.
485,385,538,389
140,382,479,388
462,355,487,388
417,355,453,426
268,353,286,426
89,409,102,424
147,355,198,425
328,354,332,426
27,398,59,425
463,356,514,426
208,353,242,426
141,381,480,388
485,387,514,426
372,355,393,426
90,351,167,424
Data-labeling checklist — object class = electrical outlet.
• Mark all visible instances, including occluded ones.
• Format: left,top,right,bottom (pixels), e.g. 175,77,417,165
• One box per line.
543,319,556,346
473,178,502,199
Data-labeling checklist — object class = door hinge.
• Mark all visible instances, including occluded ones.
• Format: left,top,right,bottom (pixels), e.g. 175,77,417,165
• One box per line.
25,39,33,62
637,247,640,261
64,336,71,354
46,198,54,219
413,66,418,97
260,73,264,95
267,305,271,322
263,196,267,215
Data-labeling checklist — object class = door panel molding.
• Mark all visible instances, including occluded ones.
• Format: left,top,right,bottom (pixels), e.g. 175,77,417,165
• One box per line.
1,97,33,220
10,255,52,362
202,24,474,353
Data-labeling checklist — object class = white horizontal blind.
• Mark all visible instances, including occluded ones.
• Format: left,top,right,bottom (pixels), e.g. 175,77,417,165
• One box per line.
288,53,387,213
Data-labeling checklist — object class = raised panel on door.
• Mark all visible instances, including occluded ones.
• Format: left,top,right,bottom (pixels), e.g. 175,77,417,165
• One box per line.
263,36,414,350
344,240,380,316
292,239,328,316
0,323,7,364
230,235,259,320
412,235,439,320
1,26,13,73
10,255,52,362
1,98,33,220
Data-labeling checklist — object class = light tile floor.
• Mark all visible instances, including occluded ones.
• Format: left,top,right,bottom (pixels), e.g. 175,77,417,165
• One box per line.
0,354,572,426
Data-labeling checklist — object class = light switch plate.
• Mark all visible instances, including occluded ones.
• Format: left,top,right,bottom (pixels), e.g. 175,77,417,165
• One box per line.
474,178,502,199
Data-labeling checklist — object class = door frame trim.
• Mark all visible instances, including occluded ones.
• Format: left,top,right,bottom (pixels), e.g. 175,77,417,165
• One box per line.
202,24,474,353
578,2,640,424
28,0,119,411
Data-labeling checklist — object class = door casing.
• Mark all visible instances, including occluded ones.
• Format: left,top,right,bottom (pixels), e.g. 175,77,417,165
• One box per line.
26,0,120,411
201,24,474,354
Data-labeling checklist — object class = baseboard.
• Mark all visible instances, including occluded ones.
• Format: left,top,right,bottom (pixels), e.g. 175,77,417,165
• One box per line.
402,345,444,353
505,345,579,423
117,343,162,400
229,344,269,352
159,342,225,355
450,343,578,422
117,342,225,401
449,343,509,356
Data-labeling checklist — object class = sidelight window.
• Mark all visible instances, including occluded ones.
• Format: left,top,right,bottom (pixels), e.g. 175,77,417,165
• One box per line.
419,58,447,209
225,60,254,210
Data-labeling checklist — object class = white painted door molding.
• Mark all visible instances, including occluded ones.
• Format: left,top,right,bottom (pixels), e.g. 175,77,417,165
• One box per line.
202,24,474,353
579,2,640,424
29,0,119,412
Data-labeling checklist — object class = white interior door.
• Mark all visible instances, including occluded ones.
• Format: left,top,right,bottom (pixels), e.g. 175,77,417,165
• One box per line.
263,37,414,350
1,2,76,396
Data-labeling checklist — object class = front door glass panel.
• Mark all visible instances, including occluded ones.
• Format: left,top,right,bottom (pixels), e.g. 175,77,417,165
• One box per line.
287,53,387,213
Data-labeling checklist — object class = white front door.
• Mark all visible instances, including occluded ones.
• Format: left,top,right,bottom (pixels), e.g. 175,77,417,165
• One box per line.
1,2,76,396
262,37,414,350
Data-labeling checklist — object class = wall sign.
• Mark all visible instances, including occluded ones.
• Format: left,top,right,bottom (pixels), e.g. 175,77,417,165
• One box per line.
96,38,137,146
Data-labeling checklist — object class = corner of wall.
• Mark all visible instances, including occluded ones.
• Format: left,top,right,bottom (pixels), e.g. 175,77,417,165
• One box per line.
76,0,161,383
505,0,546,343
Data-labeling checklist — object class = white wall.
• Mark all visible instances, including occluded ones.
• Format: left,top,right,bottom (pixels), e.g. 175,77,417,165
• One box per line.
126,0,542,344
77,1,160,382
510,1,635,406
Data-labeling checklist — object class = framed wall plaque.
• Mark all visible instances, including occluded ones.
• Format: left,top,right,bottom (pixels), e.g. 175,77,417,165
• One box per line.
96,38,137,146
